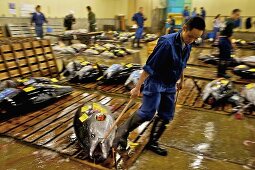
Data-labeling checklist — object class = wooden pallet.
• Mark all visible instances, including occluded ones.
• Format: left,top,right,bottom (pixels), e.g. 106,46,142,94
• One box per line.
0,26,4,38
64,75,255,117
0,90,150,169
0,39,59,81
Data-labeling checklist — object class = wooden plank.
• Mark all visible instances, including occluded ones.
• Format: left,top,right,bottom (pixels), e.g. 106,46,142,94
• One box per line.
2,53,15,61
5,93,96,137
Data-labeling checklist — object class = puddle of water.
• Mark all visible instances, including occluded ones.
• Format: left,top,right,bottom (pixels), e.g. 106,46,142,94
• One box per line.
160,108,255,166
0,137,91,170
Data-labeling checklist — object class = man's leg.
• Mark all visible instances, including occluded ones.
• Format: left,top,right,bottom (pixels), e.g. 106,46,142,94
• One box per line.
218,37,231,78
113,91,161,149
137,27,143,48
40,26,44,38
147,92,176,156
35,26,40,38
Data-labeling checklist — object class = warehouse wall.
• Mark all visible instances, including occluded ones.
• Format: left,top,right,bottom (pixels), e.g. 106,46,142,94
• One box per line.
0,0,128,18
192,0,255,31
192,0,255,16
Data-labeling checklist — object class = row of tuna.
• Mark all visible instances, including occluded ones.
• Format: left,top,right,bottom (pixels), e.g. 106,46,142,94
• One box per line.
202,78,255,119
198,55,255,78
0,77,73,118
63,60,142,89
95,31,158,43
53,43,136,58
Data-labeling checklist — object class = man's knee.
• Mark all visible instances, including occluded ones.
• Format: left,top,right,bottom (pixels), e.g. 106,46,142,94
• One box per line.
137,110,155,121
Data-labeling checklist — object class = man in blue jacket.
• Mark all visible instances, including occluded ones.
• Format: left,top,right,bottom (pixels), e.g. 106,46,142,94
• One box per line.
217,9,241,78
113,17,206,156
183,6,190,23
132,7,147,48
31,5,48,38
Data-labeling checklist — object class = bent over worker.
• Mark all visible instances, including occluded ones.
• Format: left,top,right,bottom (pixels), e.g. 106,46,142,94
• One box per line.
113,17,206,156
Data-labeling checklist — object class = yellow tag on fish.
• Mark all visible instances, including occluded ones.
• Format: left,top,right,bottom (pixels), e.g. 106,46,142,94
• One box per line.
128,141,139,149
93,103,103,112
126,63,133,68
81,61,90,66
77,58,84,62
93,65,97,69
97,76,103,81
246,83,255,89
23,86,36,92
51,78,58,83
230,54,235,58
220,79,229,85
79,113,89,122
17,78,29,83
51,85,61,88
236,65,247,69
248,68,255,72
81,105,89,113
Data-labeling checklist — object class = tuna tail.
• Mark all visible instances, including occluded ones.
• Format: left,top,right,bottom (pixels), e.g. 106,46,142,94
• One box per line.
96,63,104,76
58,58,66,74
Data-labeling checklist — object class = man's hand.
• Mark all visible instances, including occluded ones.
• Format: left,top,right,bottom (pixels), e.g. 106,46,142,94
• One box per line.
130,87,141,98
232,43,237,49
176,80,184,90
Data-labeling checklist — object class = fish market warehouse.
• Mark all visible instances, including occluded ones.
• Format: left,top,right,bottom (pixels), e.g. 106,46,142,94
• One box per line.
0,0,255,169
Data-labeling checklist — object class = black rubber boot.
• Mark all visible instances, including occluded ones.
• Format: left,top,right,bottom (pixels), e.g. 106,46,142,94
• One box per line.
113,113,144,150
137,39,142,48
146,116,168,156
132,38,137,48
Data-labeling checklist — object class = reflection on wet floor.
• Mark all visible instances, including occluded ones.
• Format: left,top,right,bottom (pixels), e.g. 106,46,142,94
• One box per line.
0,137,90,170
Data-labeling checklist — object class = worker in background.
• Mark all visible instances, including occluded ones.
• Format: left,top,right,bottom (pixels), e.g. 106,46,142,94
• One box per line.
132,7,147,48
191,7,197,17
200,7,206,20
165,15,175,34
217,9,241,78
87,6,96,32
64,10,76,30
212,14,222,40
183,6,190,23
31,5,48,38
113,17,206,156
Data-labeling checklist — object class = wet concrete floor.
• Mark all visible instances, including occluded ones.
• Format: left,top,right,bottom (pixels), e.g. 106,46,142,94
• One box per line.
1,43,255,170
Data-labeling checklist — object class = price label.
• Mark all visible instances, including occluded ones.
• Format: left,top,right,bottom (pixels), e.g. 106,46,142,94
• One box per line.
220,79,229,85
81,61,90,66
23,86,36,92
17,78,29,83
97,76,103,80
126,63,133,68
236,65,247,69
248,68,255,72
51,78,59,83
79,113,89,122
246,83,255,89
51,85,61,88
81,105,90,113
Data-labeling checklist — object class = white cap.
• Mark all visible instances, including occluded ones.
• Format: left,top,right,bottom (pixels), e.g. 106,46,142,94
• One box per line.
69,10,74,15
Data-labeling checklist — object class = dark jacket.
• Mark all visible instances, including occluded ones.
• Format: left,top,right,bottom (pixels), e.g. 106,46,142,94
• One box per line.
31,12,47,26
